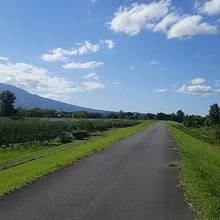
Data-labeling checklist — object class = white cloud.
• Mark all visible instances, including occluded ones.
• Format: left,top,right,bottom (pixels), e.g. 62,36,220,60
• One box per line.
153,13,182,33
177,78,219,96
0,61,79,100
0,56,9,62
83,72,99,80
114,81,120,86
109,1,170,36
150,60,160,65
63,61,103,69
41,48,72,62
77,41,101,55
42,40,115,62
102,40,115,49
191,78,205,85
82,81,104,90
167,15,218,39
177,85,215,96
153,89,167,93
41,41,99,62
0,60,105,101
109,1,218,39
200,0,220,16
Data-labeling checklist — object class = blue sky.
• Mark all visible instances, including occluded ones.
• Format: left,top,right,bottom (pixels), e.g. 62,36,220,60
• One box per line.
0,0,220,115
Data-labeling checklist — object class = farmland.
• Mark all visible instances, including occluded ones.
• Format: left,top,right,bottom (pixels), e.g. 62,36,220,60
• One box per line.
0,117,139,148
0,117,140,164
0,119,154,197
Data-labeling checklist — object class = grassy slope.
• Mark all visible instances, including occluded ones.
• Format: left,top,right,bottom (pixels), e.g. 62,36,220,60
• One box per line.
0,120,154,197
171,123,220,146
0,132,109,170
0,141,84,171
0,147,46,162
167,122,220,220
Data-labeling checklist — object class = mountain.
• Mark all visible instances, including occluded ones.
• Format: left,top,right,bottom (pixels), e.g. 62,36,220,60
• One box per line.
0,83,110,114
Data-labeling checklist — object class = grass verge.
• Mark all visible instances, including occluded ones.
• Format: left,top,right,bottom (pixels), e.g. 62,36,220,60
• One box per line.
167,122,220,220
0,131,110,171
0,140,84,171
0,120,154,197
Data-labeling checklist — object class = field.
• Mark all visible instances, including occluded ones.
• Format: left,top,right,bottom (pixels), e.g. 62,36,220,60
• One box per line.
167,122,220,220
0,117,140,148
0,119,154,197
0,117,141,169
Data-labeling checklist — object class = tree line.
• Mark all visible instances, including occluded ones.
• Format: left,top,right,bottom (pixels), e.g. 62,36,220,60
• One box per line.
183,104,220,127
1,90,219,127
0,90,185,122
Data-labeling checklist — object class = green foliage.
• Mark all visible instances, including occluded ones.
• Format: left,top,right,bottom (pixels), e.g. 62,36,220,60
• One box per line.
183,115,205,127
0,91,16,117
204,117,212,127
71,111,103,119
60,132,74,144
72,131,89,140
18,108,58,118
209,104,220,125
155,112,167,120
0,118,140,147
176,110,185,123
172,122,220,145
168,123,220,220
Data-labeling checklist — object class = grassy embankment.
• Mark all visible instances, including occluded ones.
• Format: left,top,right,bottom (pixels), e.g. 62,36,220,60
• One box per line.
167,121,220,220
171,122,220,146
0,120,154,197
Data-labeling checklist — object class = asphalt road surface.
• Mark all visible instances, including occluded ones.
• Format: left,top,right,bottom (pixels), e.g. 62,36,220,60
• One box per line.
0,122,194,220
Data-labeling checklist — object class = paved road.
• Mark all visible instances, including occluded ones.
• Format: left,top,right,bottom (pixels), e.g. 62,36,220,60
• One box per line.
0,122,194,220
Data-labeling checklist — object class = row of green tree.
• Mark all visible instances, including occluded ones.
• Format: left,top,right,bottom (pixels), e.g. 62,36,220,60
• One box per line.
0,90,185,123
183,104,220,127
0,118,139,147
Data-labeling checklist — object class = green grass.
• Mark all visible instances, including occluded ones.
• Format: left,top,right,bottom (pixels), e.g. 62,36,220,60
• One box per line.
0,131,110,170
171,122,220,146
167,122,220,220
0,147,46,162
0,141,62,162
0,141,85,171
0,120,154,197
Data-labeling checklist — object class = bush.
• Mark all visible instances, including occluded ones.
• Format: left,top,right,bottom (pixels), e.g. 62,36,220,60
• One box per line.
60,133,74,144
204,117,212,127
72,131,89,140
76,120,95,132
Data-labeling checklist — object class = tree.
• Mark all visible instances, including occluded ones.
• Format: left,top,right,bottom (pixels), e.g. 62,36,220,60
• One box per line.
176,110,185,123
72,111,89,118
209,104,220,125
0,91,16,116
156,112,167,120
119,110,125,119
183,115,205,127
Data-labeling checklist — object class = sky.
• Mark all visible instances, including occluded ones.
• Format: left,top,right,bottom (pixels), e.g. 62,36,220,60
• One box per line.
0,0,220,115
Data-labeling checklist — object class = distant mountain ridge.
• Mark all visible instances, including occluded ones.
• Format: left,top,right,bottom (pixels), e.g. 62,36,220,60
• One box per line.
0,83,110,114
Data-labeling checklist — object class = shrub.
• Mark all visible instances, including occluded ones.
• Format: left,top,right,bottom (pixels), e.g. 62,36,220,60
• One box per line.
60,132,74,144
72,131,90,140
